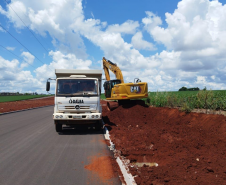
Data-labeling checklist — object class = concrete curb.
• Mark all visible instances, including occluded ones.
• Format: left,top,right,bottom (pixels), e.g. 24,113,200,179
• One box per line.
103,121,137,185
0,105,54,116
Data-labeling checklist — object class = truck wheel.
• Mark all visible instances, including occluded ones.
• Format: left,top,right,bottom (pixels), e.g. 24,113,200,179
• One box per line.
55,123,62,132
96,120,103,131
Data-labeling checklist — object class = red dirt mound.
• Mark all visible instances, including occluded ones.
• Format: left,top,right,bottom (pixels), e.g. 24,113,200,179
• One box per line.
102,100,226,185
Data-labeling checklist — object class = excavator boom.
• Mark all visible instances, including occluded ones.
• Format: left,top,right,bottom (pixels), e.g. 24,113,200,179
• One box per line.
103,57,124,83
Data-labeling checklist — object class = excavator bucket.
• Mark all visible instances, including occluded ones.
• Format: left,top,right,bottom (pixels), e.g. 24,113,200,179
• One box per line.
107,101,118,111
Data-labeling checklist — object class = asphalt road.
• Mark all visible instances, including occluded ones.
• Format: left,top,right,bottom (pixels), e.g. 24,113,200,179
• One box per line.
0,106,121,185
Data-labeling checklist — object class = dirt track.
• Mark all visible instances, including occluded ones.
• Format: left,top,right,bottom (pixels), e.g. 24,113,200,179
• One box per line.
0,97,54,113
1,97,226,184
102,100,226,185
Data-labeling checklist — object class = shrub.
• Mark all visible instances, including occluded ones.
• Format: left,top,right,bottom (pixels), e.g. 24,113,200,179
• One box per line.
180,102,192,113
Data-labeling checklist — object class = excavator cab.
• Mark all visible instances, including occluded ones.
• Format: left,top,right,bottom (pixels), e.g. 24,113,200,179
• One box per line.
103,79,121,98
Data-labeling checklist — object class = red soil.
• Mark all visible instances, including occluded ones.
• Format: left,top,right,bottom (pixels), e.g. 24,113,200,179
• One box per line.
102,100,226,185
85,155,119,185
0,97,54,113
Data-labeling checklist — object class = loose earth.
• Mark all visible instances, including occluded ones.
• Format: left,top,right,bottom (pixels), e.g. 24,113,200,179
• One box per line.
102,100,226,185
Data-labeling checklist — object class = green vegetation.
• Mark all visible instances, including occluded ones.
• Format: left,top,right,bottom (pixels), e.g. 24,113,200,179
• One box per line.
0,95,52,103
147,90,226,112
101,93,106,100
179,86,200,91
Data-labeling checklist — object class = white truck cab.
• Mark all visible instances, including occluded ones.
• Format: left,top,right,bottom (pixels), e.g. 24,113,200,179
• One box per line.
46,69,102,132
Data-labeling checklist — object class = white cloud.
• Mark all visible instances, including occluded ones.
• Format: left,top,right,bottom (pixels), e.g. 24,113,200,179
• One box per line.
194,75,224,90
139,0,226,90
70,17,160,72
0,4,7,15
142,11,162,29
211,75,215,80
22,51,34,62
131,32,156,51
2,0,155,75
0,56,19,78
35,50,92,82
20,52,35,68
106,20,139,34
0,55,41,93
196,76,206,84
144,0,226,54
158,50,181,71
0,49,92,93
5,1,29,28
49,50,92,69
1,0,87,59
6,47,15,51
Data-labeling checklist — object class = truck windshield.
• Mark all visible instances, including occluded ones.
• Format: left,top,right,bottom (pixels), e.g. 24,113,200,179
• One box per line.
56,79,98,96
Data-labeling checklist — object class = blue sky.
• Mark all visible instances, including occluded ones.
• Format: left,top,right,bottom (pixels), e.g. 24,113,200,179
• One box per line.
1,0,226,93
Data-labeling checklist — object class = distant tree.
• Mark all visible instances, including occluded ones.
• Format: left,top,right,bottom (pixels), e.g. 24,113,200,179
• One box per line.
203,86,207,91
179,87,200,91
188,87,200,91
179,86,187,91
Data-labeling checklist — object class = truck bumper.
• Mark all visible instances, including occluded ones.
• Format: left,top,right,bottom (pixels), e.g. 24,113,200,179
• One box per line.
53,113,102,122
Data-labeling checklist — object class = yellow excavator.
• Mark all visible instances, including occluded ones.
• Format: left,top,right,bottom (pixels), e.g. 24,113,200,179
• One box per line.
103,57,148,110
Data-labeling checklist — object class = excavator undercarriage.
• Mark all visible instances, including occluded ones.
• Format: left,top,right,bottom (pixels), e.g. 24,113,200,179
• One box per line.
106,99,146,111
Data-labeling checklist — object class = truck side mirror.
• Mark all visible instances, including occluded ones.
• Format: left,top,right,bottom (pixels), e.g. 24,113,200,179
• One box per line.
46,81,50,91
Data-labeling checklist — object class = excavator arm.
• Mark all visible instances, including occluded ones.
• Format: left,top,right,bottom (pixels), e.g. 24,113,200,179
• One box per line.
103,57,124,83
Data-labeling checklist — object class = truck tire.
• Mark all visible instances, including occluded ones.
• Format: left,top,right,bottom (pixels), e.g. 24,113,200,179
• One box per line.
95,120,103,131
55,123,62,132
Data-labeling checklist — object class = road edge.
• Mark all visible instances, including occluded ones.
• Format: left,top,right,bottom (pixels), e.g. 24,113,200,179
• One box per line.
103,121,137,185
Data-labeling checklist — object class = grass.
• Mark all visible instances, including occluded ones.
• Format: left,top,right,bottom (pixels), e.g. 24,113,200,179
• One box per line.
0,95,53,103
101,93,106,100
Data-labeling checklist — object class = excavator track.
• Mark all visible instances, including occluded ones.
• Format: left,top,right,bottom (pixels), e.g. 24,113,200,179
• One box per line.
107,100,146,111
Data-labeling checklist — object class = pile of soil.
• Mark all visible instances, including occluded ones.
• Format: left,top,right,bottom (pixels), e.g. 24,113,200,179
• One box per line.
102,100,226,185
0,96,54,113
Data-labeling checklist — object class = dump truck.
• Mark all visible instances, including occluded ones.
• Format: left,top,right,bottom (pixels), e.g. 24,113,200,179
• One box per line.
46,69,102,132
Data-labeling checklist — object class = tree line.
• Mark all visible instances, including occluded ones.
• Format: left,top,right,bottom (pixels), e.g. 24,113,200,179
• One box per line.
179,87,200,91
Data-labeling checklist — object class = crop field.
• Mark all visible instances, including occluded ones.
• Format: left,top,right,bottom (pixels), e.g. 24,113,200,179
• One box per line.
102,90,226,112
147,90,226,112
0,95,52,103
